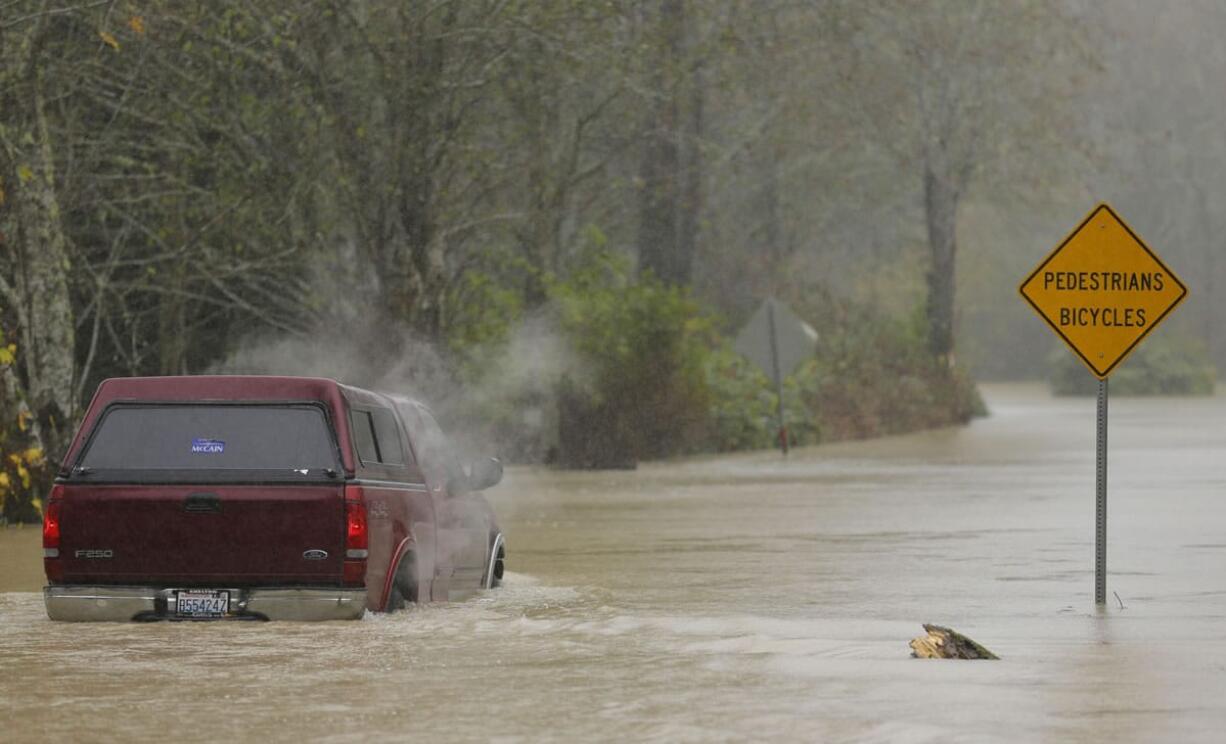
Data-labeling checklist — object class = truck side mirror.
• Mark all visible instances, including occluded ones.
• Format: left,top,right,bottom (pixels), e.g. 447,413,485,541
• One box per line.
467,457,503,491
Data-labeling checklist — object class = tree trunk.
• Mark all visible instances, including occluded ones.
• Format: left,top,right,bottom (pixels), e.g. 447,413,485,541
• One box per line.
158,262,189,375
677,54,704,285
637,85,681,282
7,58,76,460
923,165,959,363
388,173,444,340
637,0,703,287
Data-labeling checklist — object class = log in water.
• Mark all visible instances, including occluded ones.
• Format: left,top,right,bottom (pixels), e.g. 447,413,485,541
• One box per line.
910,624,999,659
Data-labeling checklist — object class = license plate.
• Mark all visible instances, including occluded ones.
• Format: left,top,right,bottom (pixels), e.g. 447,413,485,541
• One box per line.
175,590,230,618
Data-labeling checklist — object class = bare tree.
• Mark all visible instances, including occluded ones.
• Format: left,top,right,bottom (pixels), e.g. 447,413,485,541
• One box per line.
0,10,78,456
829,0,1083,363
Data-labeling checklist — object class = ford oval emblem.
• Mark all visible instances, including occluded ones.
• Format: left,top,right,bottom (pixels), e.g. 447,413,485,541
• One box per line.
302,549,329,561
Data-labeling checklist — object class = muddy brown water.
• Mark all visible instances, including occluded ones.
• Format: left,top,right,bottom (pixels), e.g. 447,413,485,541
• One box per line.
4,383,1226,742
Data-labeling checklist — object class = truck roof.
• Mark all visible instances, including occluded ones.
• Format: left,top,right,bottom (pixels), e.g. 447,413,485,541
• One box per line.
62,376,358,475
92,375,344,401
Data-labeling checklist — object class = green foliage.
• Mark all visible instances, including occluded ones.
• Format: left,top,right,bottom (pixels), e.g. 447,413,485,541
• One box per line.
654,292,983,457
543,272,980,465
703,346,819,452
703,346,778,451
799,297,985,441
1049,335,1217,396
446,260,529,369
551,249,714,465
444,259,986,466
553,251,705,401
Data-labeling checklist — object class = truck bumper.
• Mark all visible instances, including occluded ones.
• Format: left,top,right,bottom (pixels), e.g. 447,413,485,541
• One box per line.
44,585,367,622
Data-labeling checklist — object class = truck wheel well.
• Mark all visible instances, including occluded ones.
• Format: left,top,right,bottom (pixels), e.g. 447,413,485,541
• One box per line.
486,533,506,589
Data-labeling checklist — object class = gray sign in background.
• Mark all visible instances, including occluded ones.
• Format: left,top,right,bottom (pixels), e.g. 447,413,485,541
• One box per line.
734,298,818,454
734,298,818,385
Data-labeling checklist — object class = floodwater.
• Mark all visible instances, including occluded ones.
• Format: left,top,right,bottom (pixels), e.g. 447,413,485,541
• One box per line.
3,383,1226,742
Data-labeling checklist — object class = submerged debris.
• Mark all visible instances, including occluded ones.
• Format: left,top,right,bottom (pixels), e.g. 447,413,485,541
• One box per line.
909,624,999,660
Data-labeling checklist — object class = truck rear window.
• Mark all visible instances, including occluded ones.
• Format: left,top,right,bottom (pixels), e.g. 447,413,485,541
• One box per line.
77,404,340,477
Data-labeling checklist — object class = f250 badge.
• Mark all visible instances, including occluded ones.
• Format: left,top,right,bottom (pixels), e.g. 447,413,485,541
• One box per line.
75,549,113,559
367,500,390,520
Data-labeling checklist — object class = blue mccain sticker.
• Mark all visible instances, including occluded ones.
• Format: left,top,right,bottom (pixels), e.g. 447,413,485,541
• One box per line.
191,438,225,454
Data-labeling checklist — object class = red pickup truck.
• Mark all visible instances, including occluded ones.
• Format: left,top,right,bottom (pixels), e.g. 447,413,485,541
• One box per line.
42,376,505,621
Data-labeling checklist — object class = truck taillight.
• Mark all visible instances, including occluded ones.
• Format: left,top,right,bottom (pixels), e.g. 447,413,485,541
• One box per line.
43,487,63,554
44,485,64,583
345,487,368,554
344,485,367,586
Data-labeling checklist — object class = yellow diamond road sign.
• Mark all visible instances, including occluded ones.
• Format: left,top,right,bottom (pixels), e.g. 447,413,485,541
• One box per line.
1020,203,1187,379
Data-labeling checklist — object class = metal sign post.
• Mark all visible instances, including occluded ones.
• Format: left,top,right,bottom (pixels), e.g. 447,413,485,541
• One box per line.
765,301,788,455
1019,203,1187,607
1095,378,1108,605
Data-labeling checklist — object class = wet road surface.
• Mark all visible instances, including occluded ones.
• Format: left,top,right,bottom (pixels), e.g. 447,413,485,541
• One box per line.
3,384,1226,742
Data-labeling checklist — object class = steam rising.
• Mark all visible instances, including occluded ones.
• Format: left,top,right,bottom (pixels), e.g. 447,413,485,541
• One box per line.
212,310,588,462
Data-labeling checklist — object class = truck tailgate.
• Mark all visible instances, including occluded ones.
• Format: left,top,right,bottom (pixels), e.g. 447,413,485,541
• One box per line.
58,484,346,585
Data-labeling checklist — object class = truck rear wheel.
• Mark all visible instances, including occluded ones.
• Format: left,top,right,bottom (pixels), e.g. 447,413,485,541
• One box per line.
386,552,418,612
